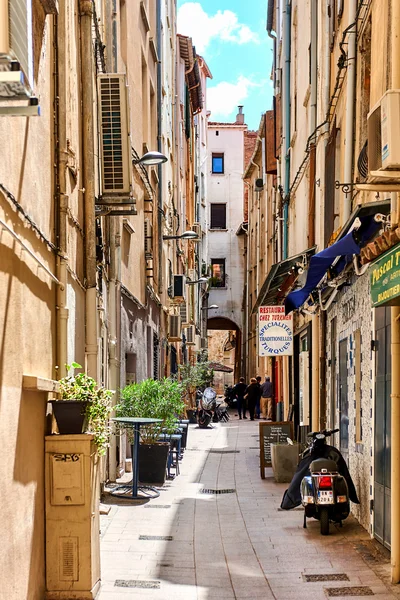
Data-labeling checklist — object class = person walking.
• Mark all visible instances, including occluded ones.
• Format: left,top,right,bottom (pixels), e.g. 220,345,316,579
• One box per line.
255,375,262,419
244,378,259,421
232,377,248,419
260,376,273,420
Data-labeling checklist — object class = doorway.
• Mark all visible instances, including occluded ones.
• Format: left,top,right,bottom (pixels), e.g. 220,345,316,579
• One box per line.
339,339,349,465
374,306,391,549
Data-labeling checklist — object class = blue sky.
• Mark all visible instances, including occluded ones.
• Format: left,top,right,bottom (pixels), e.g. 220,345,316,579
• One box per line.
177,0,274,130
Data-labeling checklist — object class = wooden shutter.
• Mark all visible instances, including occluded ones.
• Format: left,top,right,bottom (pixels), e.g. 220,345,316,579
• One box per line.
324,124,337,246
265,110,277,174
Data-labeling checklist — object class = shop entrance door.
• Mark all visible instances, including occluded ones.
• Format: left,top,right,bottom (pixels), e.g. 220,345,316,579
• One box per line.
374,307,391,549
339,339,349,465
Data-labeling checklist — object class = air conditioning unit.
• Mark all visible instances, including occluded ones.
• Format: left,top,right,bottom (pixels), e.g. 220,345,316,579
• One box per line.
255,177,264,192
0,0,35,100
368,89,400,179
144,219,153,257
168,315,182,342
192,222,201,239
172,274,186,303
98,74,131,198
186,325,195,346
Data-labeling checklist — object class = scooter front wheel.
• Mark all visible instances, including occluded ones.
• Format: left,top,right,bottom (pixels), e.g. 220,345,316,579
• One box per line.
320,507,329,536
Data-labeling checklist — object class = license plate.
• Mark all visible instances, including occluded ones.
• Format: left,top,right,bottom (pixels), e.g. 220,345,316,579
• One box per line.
318,491,334,504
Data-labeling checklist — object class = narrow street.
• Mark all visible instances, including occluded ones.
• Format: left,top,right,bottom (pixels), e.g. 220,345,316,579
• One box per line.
99,419,397,600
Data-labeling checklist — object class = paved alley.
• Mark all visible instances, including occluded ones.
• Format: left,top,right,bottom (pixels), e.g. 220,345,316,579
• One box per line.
99,419,399,600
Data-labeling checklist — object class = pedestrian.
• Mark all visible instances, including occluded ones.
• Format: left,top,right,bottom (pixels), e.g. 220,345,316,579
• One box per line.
260,376,273,420
255,375,262,419
232,377,248,419
244,378,259,421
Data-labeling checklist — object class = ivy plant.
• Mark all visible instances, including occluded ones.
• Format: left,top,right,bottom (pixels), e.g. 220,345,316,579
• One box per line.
117,378,185,444
58,362,114,456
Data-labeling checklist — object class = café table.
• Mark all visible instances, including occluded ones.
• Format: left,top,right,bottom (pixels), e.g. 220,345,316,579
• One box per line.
111,417,163,500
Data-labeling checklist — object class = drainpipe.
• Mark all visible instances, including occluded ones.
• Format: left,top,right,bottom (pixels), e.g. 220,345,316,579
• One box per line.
391,0,400,584
54,3,68,379
343,0,357,221
282,0,291,259
80,0,98,378
157,0,163,295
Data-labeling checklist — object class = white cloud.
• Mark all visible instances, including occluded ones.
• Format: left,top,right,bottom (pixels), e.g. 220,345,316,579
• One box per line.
177,2,259,54
207,76,257,119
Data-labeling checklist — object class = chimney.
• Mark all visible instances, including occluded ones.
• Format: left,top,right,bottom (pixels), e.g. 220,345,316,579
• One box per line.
236,105,244,124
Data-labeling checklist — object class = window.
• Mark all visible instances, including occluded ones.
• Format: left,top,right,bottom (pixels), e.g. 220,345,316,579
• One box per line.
210,259,226,287
210,203,226,229
212,153,224,174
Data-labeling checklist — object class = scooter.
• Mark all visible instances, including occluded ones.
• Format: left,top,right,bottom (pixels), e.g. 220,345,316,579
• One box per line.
196,388,229,428
224,385,236,408
281,428,359,536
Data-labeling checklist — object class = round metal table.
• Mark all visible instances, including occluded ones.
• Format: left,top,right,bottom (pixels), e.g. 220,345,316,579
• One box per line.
112,417,163,500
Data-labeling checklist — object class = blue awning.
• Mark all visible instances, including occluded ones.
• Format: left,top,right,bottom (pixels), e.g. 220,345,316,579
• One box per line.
284,214,383,314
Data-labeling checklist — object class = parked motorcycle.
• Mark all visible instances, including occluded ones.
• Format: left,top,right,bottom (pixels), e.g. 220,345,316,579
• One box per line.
224,384,237,408
196,387,230,428
281,428,359,536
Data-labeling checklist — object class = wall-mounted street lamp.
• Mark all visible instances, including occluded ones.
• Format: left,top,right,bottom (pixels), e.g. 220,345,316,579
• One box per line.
201,304,219,310
186,277,209,285
163,231,199,241
132,151,168,166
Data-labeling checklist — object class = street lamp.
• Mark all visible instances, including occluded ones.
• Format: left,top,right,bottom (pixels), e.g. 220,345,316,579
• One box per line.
186,277,209,285
201,304,219,310
132,151,168,166
162,231,199,241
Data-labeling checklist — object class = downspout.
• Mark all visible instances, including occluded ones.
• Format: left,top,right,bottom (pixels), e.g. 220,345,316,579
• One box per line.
282,0,291,259
80,0,98,378
391,0,400,584
55,2,68,379
343,0,357,221
157,0,163,295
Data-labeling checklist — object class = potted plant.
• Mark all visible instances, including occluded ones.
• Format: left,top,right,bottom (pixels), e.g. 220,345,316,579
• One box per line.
117,377,185,484
50,362,114,456
179,352,214,423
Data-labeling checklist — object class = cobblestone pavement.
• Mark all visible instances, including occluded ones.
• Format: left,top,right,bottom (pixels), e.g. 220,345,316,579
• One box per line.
98,418,399,600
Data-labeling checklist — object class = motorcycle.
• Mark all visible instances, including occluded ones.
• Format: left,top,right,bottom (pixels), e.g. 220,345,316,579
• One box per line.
281,428,359,536
196,387,230,428
224,384,237,408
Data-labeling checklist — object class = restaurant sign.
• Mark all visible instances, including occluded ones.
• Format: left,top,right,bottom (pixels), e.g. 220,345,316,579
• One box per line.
371,244,400,307
258,306,293,356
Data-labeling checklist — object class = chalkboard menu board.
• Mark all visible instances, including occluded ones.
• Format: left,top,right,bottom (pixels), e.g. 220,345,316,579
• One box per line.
259,421,294,479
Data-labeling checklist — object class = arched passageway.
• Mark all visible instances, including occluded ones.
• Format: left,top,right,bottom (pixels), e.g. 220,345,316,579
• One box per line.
207,317,242,390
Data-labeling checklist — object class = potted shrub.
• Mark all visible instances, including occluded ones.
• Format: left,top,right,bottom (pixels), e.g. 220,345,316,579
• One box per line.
50,362,114,456
117,378,185,484
179,352,214,423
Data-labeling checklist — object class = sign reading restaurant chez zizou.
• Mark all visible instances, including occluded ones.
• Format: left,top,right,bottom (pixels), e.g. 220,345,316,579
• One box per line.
258,306,293,356
371,244,400,307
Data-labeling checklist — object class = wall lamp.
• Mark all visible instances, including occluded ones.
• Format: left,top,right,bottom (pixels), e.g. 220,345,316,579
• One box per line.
186,277,209,285
163,231,199,240
201,304,219,310
132,151,168,166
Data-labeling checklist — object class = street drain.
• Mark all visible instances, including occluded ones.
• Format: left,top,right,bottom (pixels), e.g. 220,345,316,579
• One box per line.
143,505,171,509
248,446,259,449
157,562,173,567
326,587,374,597
200,488,236,495
304,574,349,582
139,535,173,541
115,580,160,589
209,450,240,454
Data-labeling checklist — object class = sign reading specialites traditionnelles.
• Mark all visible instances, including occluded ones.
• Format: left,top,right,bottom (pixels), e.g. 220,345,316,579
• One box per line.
258,306,293,356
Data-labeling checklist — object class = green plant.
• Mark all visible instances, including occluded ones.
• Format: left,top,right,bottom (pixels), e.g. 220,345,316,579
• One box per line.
117,378,185,444
59,362,114,455
179,353,214,410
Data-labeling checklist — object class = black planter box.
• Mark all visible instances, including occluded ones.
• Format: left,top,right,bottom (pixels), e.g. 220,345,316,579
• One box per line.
138,443,169,485
50,400,89,434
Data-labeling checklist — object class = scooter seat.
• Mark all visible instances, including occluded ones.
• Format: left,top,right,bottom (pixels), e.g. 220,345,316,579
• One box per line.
310,458,338,473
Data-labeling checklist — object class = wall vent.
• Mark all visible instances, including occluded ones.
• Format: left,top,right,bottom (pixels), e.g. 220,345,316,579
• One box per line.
59,536,78,582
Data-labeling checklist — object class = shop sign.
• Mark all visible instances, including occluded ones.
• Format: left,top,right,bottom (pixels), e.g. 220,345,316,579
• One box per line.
258,306,293,356
371,244,400,307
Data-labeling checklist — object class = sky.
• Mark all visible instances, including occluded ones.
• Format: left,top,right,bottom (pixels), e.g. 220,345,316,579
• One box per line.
177,0,274,131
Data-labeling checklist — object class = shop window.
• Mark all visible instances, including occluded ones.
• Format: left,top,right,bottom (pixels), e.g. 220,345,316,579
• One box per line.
212,153,224,174
355,328,362,442
210,259,226,287
210,203,226,229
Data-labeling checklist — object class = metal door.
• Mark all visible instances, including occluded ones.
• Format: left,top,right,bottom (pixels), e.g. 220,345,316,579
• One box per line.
374,307,391,549
339,339,349,465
